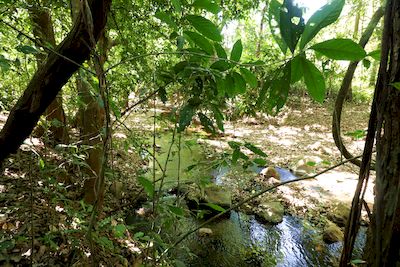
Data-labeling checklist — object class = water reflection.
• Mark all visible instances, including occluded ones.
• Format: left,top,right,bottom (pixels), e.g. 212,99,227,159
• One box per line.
180,212,365,267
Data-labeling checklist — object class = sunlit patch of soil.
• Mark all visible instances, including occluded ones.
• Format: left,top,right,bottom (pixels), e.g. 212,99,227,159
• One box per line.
202,100,375,208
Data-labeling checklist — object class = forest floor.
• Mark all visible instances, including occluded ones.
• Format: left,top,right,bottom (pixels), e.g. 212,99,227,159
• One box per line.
0,99,374,266
204,98,374,207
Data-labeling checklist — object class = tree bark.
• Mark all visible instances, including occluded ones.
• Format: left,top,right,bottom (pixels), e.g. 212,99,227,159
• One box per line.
365,0,400,265
0,0,112,164
28,3,69,144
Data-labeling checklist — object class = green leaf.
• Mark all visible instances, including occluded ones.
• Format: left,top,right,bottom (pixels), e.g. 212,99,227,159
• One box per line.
300,57,326,103
268,0,288,54
198,113,216,134
184,31,214,55
168,205,185,216
256,79,271,108
186,15,222,42
290,55,303,83
232,148,242,164
363,59,371,69
224,73,235,97
192,0,221,14
211,105,224,131
205,203,226,212
174,61,189,74
215,76,226,96
155,11,177,29
240,68,258,88
230,39,243,62
310,38,366,61
177,35,185,50
97,236,114,250
178,104,196,132
210,60,231,71
114,224,127,238
368,50,381,60
344,129,367,140
390,82,400,90
266,63,291,113
300,0,345,49
138,176,154,198
16,45,38,54
279,0,305,53
0,56,11,72
214,43,227,59
244,143,267,157
228,141,241,149
253,158,267,166
232,72,246,94
171,0,182,13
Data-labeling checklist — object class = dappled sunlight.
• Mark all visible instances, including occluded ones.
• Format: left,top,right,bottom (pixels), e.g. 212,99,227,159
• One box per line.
300,171,374,204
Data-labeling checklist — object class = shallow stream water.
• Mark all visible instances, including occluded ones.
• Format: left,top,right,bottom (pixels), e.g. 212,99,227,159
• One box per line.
149,133,366,266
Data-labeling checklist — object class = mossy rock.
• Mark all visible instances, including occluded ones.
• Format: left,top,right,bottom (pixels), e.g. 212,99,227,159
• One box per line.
204,184,232,208
256,201,284,224
327,202,350,227
323,221,343,244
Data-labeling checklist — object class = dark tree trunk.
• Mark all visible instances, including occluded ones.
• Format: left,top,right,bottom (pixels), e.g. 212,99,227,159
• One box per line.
365,0,400,265
0,0,112,164
28,3,69,144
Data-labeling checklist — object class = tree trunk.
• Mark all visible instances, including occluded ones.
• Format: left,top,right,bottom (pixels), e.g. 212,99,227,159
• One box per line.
256,2,268,58
0,0,112,164
70,0,108,205
28,3,69,144
365,0,400,265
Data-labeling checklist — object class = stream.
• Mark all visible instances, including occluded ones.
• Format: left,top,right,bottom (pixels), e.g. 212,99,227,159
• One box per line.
147,133,366,266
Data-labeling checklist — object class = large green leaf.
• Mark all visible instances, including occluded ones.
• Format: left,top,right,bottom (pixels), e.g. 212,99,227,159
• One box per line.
232,72,246,94
244,143,267,157
16,45,39,54
299,57,326,103
310,38,366,61
198,112,216,134
178,104,196,132
184,31,214,55
368,50,381,60
279,0,305,53
299,0,345,49
214,43,227,59
171,0,182,13
230,39,243,62
211,105,224,131
186,15,222,42
0,56,11,72
137,176,154,198
192,0,221,14
215,76,226,96
210,60,231,71
268,0,288,54
224,73,235,97
240,68,258,88
290,55,303,83
267,64,291,113
155,11,177,30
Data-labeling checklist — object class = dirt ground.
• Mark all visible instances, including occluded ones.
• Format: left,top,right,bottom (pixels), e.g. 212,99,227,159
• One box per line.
202,99,375,207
